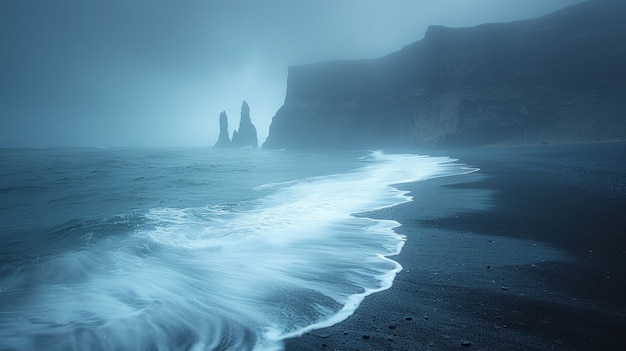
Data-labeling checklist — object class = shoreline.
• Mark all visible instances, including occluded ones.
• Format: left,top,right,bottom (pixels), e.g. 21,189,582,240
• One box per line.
284,142,626,350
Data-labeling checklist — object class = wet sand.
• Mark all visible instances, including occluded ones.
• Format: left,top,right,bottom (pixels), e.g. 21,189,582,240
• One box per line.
285,142,626,351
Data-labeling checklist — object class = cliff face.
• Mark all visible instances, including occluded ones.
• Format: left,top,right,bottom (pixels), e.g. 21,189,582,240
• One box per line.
263,0,626,149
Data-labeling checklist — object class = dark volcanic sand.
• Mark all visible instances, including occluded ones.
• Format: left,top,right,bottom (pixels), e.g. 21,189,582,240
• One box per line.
284,143,626,351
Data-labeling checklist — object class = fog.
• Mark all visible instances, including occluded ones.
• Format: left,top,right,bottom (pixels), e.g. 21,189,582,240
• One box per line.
0,0,585,148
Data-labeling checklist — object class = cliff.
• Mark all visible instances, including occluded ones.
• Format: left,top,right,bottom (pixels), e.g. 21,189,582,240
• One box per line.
263,0,626,150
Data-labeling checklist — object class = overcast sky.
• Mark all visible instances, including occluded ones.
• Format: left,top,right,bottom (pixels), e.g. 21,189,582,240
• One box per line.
0,0,586,148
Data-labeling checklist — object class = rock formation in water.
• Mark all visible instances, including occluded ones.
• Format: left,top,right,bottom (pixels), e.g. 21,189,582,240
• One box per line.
263,0,626,150
214,111,232,148
231,100,259,148
213,101,259,149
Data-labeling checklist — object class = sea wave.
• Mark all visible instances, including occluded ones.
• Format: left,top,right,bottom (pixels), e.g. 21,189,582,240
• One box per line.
0,151,474,350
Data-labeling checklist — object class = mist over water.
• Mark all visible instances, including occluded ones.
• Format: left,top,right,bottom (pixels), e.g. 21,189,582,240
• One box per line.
0,149,474,350
0,1,586,148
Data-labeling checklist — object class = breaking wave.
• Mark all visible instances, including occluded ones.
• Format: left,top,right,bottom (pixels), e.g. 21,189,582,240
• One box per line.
0,151,474,350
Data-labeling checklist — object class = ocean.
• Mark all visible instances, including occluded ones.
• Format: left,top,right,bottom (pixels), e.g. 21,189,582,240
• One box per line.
0,147,472,350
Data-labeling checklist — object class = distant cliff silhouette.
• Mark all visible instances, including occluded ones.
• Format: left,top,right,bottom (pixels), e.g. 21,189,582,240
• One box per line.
214,101,258,148
263,0,626,149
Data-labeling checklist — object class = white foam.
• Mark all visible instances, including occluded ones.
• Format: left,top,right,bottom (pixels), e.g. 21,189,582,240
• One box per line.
0,151,474,350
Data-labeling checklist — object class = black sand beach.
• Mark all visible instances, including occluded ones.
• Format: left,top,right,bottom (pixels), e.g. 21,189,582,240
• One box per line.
285,142,626,351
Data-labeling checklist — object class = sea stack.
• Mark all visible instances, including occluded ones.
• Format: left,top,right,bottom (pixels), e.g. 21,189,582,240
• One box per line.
213,111,232,148
231,101,259,148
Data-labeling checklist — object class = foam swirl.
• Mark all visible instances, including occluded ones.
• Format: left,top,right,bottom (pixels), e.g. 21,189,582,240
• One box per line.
0,152,473,350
